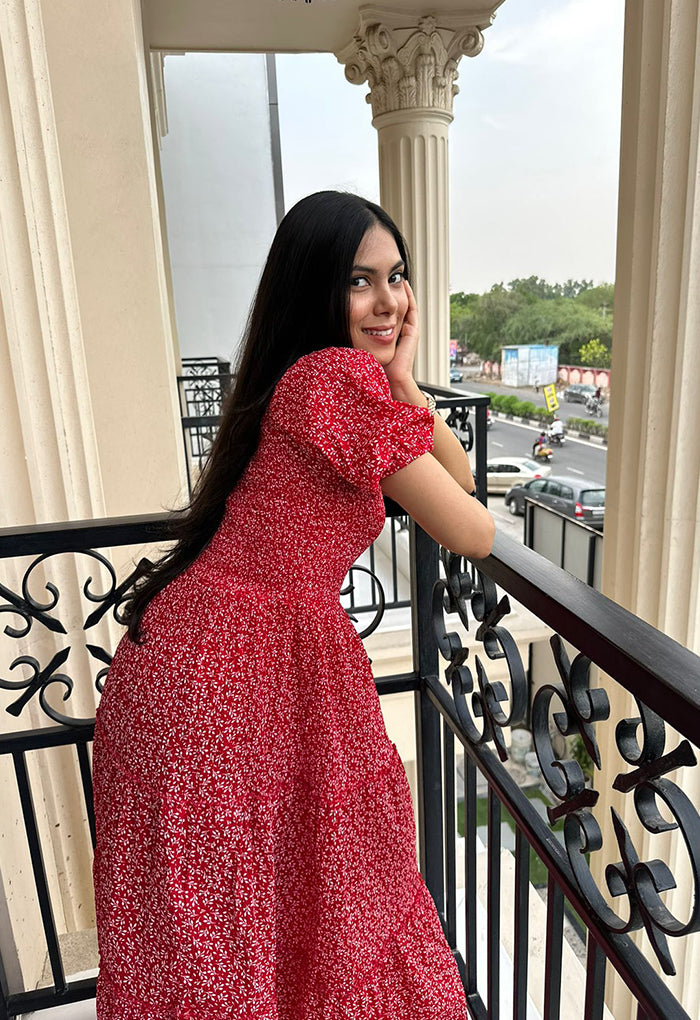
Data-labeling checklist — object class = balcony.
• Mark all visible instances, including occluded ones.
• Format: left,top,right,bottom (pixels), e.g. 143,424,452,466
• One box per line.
1,468,699,1019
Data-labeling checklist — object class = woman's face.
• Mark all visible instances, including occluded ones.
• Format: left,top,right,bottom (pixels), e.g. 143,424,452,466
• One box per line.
348,225,409,366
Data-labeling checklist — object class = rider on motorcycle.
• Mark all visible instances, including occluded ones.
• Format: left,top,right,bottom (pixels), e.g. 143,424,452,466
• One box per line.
532,431,547,458
585,394,602,417
549,416,565,441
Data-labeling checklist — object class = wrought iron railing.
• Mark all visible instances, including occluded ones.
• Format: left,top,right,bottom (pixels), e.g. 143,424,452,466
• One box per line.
2,465,699,1016
422,529,700,1019
177,357,232,493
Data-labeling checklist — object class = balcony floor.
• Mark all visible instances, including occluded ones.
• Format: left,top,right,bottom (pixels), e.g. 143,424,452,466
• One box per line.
23,1003,95,1020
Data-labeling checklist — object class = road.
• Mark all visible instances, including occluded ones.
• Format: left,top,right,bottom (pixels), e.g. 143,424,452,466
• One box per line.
487,417,607,483
478,416,607,541
451,374,609,424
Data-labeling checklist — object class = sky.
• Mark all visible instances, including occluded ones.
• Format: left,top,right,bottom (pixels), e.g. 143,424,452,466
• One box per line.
275,0,625,295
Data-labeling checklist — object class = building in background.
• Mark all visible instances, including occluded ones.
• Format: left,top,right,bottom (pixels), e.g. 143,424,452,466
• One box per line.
501,343,559,388
159,52,284,363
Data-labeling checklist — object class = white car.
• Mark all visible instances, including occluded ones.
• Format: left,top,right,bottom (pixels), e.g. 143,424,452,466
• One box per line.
483,457,552,494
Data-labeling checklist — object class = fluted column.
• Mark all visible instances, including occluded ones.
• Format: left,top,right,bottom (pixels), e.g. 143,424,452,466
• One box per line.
596,2,700,1016
337,7,500,385
0,0,105,525
0,0,187,990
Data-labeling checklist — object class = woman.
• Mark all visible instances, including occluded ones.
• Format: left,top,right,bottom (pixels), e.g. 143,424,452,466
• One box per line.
93,191,494,1019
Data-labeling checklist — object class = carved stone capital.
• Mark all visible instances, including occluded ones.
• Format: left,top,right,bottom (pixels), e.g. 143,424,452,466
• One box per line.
336,5,493,119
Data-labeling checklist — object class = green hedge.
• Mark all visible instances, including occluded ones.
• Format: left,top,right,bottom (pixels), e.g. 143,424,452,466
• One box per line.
567,416,608,439
486,394,608,441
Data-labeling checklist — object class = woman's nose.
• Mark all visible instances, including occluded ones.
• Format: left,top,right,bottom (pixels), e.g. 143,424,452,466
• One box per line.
374,282,398,314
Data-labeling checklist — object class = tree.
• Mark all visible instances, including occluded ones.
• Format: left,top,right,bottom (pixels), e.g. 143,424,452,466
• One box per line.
449,291,479,349
464,285,528,360
448,278,614,364
579,338,611,368
575,283,614,318
502,298,611,363
507,276,593,301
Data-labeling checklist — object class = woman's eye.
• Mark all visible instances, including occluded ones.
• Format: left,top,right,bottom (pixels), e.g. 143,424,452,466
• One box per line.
350,276,369,288
389,271,406,284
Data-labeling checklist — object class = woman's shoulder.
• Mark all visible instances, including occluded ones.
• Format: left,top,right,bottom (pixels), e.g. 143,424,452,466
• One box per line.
280,346,387,394
267,346,392,437
288,345,375,375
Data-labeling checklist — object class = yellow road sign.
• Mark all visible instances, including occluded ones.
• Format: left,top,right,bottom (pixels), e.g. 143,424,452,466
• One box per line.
544,384,559,412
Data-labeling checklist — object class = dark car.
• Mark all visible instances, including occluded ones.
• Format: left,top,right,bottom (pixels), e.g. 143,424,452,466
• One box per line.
504,474,605,530
449,368,464,383
562,383,597,404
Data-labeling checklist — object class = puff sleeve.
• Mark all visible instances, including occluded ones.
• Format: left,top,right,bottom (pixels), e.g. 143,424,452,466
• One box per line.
268,347,435,491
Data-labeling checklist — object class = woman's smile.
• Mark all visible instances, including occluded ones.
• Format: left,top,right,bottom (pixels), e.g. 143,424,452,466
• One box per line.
361,325,396,341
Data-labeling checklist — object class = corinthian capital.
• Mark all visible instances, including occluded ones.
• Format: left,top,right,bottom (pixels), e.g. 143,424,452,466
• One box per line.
336,5,495,119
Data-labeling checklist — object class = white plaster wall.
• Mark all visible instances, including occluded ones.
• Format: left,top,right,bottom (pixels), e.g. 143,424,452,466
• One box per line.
160,53,278,363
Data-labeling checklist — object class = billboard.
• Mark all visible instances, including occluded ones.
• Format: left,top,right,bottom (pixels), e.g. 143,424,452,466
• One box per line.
501,344,559,388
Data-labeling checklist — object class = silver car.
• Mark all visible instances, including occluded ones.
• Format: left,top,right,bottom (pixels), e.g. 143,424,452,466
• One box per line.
483,457,551,494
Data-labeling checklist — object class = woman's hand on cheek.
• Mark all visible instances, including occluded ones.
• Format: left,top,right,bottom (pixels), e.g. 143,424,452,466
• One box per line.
384,281,419,393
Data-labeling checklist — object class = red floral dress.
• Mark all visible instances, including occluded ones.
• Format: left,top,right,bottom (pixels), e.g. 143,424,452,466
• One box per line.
93,346,468,1019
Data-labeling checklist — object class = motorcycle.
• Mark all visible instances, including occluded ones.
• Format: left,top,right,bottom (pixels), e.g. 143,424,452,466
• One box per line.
532,444,553,464
585,395,603,418
546,426,566,447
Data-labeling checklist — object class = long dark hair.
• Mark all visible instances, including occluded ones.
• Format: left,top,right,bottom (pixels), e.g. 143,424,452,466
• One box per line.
125,191,411,641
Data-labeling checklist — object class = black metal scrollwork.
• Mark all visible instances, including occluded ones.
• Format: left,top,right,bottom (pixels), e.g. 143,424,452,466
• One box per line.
0,553,150,728
433,549,528,759
341,565,385,638
445,407,474,454
532,635,607,821
434,554,700,976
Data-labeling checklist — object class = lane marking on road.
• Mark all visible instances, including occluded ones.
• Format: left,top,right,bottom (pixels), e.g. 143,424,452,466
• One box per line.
490,417,606,451
567,467,584,475
492,441,503,448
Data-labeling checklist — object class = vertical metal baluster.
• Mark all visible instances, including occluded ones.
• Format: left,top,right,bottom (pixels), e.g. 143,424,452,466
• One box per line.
348,565,356,611
543,875,564,1020
474,403,488,505
584,936,606,1019
369,543,377,605
464,753,477,996
513,828,530,1019
390,517,399,603
587,532,597,588
487,789,501,1020
443,721,456,948
13,751,66,994
411,522,444,918
76,740,96,850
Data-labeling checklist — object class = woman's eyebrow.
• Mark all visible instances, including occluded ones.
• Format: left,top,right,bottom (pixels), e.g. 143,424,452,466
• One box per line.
351,260,405,274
